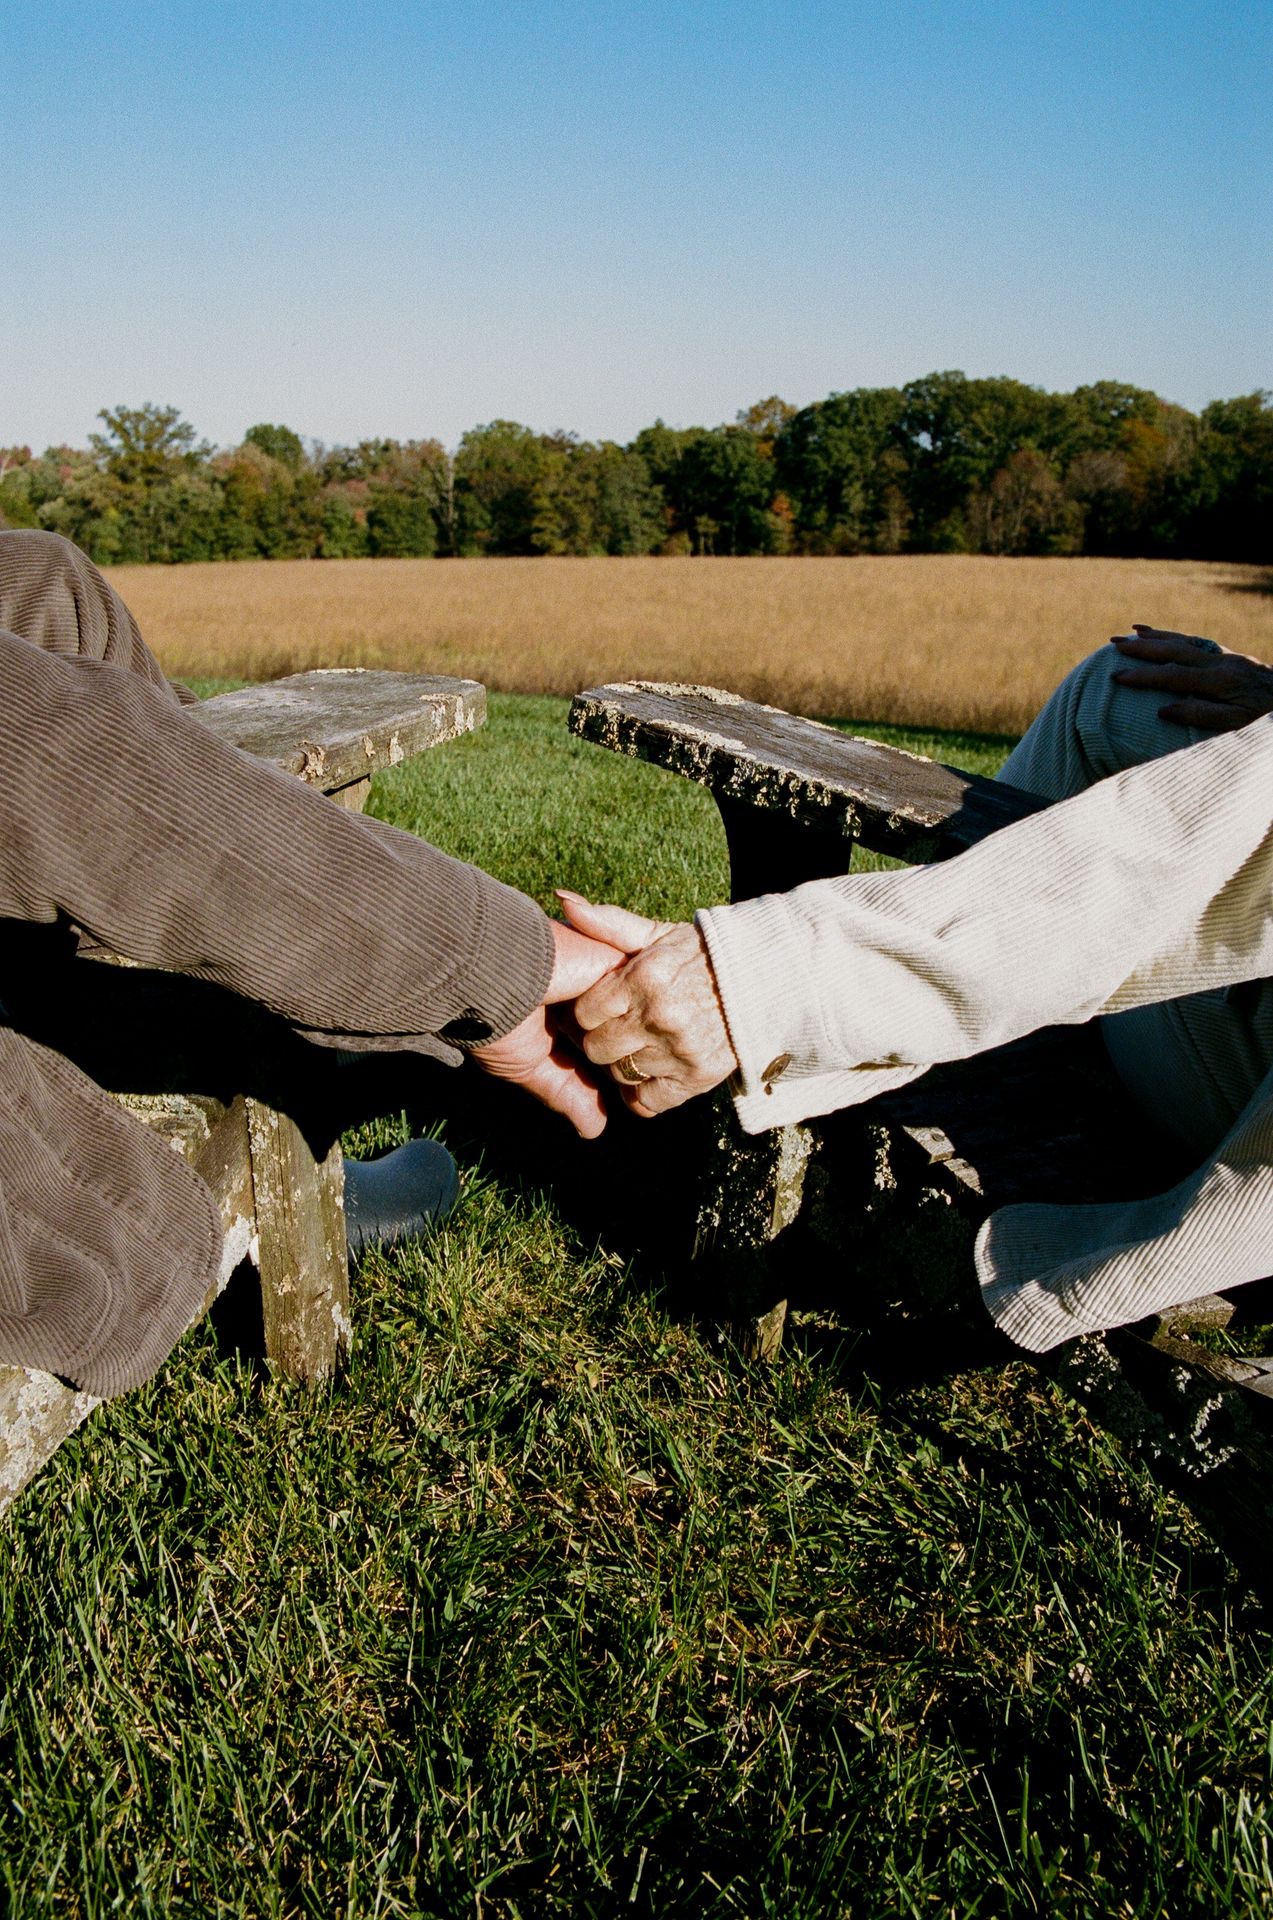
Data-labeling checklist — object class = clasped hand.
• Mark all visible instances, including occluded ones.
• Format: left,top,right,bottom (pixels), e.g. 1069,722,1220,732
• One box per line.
471,620,1270,1139
469,918,625,1138
558,892,737,1115
471,894,737,1134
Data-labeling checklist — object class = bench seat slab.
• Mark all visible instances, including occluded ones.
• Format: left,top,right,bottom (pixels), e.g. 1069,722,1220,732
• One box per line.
570,681,1044,862
199,669,485,797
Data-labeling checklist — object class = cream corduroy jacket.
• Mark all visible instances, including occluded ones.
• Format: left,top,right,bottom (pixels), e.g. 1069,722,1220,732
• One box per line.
696,716,1273,1351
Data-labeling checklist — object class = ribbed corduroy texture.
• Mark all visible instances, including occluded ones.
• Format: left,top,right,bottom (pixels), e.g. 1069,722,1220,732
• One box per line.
0,533,555,1394
698,645,1273,1351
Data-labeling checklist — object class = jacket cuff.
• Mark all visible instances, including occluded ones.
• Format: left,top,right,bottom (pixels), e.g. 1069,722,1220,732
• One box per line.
696,894,834,1108
730,1062,930,1134
447,870,556,1046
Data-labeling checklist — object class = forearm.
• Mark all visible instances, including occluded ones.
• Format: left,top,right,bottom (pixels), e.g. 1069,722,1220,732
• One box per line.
699,716,1273,1129
0,632,553,1051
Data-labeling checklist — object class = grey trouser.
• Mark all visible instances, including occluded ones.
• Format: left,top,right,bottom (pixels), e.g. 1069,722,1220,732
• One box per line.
1001,643,1273,1155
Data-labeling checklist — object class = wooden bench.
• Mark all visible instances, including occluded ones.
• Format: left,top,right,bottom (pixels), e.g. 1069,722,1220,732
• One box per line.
569,680,1273,1588
0,669,484,1515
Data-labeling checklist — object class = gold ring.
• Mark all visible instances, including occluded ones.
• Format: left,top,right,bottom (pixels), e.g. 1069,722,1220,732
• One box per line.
613,1052,652,1084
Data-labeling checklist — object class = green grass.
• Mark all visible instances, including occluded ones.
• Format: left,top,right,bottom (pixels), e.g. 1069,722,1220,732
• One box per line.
364,694,1017,916
367,694,736,921
2,696,1271,1918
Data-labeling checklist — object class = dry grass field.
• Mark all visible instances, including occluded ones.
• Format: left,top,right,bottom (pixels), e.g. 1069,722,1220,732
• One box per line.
109,552,1272,734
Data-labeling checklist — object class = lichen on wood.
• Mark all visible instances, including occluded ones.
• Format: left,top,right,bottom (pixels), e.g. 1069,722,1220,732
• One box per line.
569,680,1045,861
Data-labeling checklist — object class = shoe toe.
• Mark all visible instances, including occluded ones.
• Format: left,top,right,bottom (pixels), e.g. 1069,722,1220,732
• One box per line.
343,1138,460,1261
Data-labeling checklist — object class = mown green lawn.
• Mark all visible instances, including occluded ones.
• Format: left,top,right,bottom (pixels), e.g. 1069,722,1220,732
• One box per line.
2,696,1270,1918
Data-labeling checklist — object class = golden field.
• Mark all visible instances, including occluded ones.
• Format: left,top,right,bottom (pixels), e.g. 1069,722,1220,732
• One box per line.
108,553,1273,735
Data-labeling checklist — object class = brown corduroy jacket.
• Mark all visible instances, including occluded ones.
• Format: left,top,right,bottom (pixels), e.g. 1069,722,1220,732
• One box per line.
0,532,553,1396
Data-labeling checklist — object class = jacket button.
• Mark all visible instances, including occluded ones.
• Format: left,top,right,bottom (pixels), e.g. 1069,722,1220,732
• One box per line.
761,1052,792,1092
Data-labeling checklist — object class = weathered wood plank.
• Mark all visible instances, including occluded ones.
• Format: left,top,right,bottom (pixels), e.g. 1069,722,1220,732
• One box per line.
245,1100,350,1384
569,682,1045,861
199,669,485,796
329,775,372,813
0,1372,100,1515
1048,1329,1273,1593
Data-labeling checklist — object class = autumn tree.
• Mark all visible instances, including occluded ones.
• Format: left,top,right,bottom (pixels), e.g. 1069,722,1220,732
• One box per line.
967,449,1080,554
736,396,796,458
893,373,1070,548
633,422,777,554
530,442,663,555
774,388,906,552
453,421,551,554
244,422,306,470
90,404,208,486
1186,392,1273,561
0,447,38,529
7,380,1270,565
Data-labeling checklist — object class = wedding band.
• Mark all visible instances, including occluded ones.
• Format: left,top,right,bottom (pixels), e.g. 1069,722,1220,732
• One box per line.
613,1052,652,1084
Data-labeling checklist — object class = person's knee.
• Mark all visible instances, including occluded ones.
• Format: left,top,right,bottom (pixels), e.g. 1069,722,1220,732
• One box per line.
1002,642,1199,799
1062,641,1204,780
0,528,157,678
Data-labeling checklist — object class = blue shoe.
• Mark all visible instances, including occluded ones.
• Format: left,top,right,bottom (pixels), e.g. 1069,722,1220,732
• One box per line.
343,1138,460,1262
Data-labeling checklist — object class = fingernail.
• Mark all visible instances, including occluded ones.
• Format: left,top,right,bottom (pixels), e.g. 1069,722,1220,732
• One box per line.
556,888,584,902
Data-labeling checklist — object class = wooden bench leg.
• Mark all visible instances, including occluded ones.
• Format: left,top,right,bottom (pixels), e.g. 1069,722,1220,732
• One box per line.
0,1371,100,1516
686,799,853,1358
110,1085,349,1386
329,775,371,813
691,1101,815,1357
246,1100,351,1384
1046,1329,1273,1595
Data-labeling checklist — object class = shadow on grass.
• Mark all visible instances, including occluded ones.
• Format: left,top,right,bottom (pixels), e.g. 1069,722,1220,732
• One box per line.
1219,566,1273,597
827,713,1021,768
33,946,1256,1618
377,1038,1273,1616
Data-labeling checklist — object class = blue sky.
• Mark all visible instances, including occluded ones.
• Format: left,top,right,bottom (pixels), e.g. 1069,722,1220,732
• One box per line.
5,0,1270,452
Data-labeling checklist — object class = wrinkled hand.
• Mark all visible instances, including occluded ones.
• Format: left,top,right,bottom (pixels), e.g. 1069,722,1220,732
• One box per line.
1110,626,1273,731
558,892,738,1117
471,921,625,1138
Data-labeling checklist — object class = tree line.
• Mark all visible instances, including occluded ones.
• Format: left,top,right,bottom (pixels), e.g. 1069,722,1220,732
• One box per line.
2,373,1268,565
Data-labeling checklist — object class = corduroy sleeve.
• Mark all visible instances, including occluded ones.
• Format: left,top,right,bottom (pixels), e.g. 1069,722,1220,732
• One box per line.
697,715,1273,1135
0,630,554,1054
